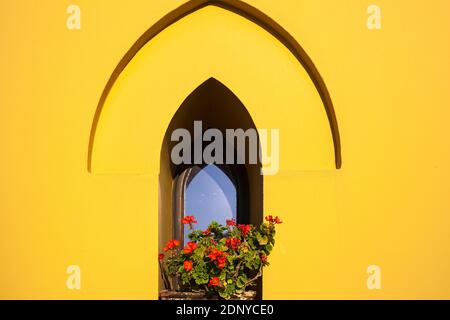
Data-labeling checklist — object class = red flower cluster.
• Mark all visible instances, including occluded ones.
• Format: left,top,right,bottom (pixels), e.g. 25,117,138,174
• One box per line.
225,237,241,251
238,224,252,237
183,241,198,254
209,277,220,287
260,254,268,263
265,215,282,224
203,229,211,236
208,248,229,269
164,239,180,251
158,253,165,261
184,260,193,272
182,215,197,225
208,248,222,260
226,219,236,226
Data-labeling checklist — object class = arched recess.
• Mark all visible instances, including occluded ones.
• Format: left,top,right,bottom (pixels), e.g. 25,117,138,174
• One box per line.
159,78,263,296
88,0,341,174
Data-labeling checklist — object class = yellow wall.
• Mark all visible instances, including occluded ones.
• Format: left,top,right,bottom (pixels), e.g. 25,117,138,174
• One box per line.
1,0,450,299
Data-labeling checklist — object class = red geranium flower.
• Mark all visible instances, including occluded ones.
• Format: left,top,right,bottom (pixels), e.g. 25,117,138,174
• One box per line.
183,260,193,272
265,215,282,224
182,215,198,225
208,248,222,261
158,253,164,261
226,219,236,226
164,239,180,251
208,248,228,269
260,254,268,263
225,238,241,250
209,277,220,287
183,241,198,254
238,224,252,237
216,256,227,269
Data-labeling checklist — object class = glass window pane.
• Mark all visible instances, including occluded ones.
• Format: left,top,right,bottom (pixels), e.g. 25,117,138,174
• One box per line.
184,165,236,243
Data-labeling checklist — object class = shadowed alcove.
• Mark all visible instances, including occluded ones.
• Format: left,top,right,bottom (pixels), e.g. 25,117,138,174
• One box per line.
159,78,263,297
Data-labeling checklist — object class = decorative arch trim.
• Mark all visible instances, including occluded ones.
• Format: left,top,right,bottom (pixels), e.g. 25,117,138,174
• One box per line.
88,0,342,172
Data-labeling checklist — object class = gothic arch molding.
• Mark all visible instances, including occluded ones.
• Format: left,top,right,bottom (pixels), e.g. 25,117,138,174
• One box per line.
88,0,342,172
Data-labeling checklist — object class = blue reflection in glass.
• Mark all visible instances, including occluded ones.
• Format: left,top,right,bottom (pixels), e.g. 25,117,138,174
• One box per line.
184,165,236,244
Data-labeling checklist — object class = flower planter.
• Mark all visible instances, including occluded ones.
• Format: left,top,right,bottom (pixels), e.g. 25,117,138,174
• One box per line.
159,215,281,300
159,290,256,300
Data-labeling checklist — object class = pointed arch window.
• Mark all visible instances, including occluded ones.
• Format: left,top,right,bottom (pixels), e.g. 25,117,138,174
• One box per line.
159,78,263,296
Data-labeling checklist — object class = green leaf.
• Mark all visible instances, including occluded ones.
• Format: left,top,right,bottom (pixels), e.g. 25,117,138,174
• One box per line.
193,271,209,285
256,233,268,245
236,274,247,288
219,291,230,299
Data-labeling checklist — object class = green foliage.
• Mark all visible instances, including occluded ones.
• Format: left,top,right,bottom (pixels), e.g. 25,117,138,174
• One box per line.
160,216,281,299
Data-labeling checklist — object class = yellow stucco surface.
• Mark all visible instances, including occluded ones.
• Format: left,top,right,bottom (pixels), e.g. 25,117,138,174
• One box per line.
1,0,450,299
